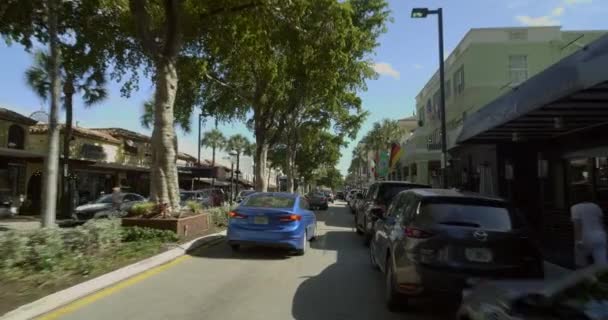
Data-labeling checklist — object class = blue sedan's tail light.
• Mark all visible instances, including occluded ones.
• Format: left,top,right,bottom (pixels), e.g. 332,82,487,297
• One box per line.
228,211,247,219
278,214,301,222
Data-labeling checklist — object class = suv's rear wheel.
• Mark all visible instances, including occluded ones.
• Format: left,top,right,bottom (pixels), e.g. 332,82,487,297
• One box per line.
385,257,406,312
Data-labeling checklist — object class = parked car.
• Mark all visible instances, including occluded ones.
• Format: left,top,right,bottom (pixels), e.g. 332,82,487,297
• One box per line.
226,192,317,255
355,181,430,244
458,265,608,320
346,189,360,207
369,189,544,312
236,190,257,203
351,191,366,216
306,192,329,210
323,191,334,203
344,189,359,205
180,190,212,207
73,192,146,220
336,191,345,200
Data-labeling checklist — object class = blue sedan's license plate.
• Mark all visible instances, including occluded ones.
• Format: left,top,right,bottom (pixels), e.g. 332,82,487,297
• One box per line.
254,216,268,224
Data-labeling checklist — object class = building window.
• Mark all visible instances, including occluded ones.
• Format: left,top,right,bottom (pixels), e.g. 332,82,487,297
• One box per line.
425,99,432,122
123,140,138,154
509,30,528,41
418,107,425,126
433,90,441,120
453,66,465,95
80,144,106,160
7,125,25,149
509,55,528,85
445,80,451,99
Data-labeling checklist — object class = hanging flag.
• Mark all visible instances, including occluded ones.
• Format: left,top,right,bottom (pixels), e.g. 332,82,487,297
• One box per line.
389,143,403,170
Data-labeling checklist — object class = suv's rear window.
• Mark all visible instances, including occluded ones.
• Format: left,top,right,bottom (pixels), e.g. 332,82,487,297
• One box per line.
421,203,520,231
377,184,427,205
242,195,295,208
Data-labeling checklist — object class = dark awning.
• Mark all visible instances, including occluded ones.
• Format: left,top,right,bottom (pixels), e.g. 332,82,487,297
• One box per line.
177,166,216,178
457,34,608,144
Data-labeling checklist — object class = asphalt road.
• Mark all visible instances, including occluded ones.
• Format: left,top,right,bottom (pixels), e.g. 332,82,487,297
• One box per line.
51,202,451,320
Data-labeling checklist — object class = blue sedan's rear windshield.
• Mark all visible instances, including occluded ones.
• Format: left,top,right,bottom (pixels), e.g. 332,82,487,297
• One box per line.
242,196,295,208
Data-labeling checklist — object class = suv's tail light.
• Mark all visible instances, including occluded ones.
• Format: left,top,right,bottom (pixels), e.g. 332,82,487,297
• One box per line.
279,214,301,222
405,227,434,239
228,211,247,219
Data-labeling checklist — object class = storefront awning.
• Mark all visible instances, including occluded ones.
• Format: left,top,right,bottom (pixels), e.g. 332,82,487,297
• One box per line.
458,34,608,144
90,162,150,172
0,147,45,160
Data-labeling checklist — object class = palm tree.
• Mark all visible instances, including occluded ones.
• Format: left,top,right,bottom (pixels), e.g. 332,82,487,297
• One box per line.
25,50,107,219
226,134,252,199
359,119,407,179
201,129,226,187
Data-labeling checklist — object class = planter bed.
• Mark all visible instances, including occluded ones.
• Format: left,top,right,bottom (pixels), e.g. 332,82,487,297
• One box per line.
122,212,211,238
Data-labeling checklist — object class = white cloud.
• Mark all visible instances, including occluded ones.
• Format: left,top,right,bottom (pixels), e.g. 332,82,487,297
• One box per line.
515,15,560,26
515,5,564,27
412,64,423,70
564,0,592,4
552,6,565,16
373,62,400,80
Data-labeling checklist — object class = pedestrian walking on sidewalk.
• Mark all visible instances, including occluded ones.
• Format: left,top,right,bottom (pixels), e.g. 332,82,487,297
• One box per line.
571,200,607,268
111,187,122,211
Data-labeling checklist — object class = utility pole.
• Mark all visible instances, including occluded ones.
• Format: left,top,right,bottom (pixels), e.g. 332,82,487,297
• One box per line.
412,7,448,188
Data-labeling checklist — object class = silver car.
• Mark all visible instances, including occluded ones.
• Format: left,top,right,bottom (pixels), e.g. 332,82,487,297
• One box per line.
74,193,146,220
370,189,543,312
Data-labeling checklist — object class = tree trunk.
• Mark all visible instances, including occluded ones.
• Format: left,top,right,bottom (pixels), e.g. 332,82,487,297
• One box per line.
254,139,268,192
149,58,180,211
285,143,296,193
41,0,61,227
267,167,271,190
61,79,75,219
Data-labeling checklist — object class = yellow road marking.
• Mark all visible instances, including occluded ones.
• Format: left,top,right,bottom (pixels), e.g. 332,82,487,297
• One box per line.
37,255,191,320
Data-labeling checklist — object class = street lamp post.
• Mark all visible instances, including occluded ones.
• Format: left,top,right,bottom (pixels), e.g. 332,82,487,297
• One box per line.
411,7,448,189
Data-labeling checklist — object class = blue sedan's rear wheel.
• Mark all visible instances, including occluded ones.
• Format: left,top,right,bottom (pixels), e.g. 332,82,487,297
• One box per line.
230,244,240,252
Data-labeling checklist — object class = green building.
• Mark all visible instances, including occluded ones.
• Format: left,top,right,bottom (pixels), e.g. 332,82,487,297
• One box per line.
402,26,606,186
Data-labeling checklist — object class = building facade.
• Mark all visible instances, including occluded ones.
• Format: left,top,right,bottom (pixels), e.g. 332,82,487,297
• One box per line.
403,26,606,186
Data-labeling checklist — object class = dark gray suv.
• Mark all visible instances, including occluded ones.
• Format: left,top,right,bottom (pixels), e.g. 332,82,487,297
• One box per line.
355,181,429,245
369,189,543,312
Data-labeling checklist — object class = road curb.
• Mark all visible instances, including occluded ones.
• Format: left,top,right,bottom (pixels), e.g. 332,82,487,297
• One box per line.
1,230,227,320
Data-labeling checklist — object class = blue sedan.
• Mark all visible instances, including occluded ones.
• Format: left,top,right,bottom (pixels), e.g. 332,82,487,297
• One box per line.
227,192,317,255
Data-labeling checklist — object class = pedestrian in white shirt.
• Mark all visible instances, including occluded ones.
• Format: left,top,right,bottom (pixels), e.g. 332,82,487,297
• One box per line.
571,201,607,267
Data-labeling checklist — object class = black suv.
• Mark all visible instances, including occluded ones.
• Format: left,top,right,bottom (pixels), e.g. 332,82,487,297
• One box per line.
355,181,429,244
370,189,543,310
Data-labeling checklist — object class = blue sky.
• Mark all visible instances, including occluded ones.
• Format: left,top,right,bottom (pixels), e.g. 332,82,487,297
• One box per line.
0,0,606,177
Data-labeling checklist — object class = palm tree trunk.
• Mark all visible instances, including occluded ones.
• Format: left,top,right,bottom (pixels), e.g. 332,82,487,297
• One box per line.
149,58,180,211
235,152,240,201
41,0,61,227
211,145,216,187
61,78,74,219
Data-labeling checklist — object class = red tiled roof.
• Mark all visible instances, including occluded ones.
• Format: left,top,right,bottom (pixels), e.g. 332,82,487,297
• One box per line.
30,124,121,144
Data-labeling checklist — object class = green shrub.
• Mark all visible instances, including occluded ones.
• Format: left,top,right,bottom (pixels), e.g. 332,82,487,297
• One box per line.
122,226,178,243
128,201,156,217
0,231,29,270
26,228,65,271
185,200,203,213
82,219,122,250
208,205,233,228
